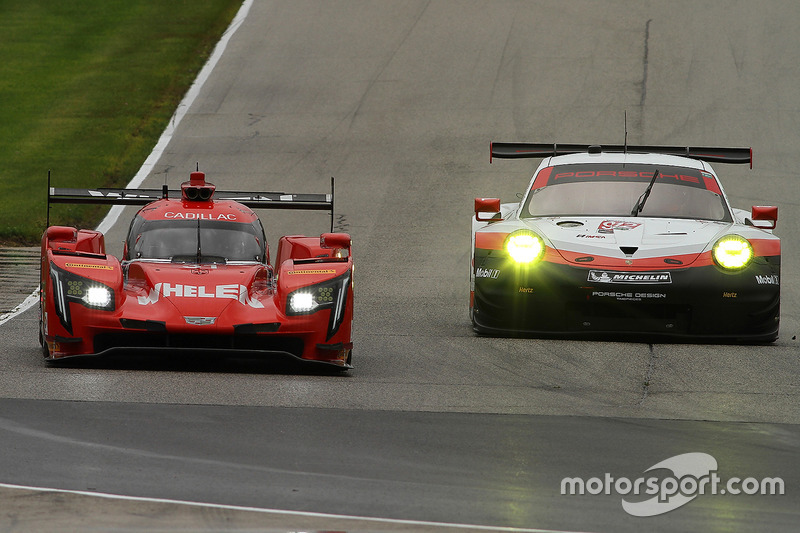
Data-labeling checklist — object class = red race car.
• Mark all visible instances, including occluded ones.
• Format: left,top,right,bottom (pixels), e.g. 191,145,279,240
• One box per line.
40,170,354,369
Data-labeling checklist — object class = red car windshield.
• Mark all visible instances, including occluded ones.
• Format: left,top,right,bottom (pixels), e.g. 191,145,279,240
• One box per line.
127,218,266,263
522,163,731,221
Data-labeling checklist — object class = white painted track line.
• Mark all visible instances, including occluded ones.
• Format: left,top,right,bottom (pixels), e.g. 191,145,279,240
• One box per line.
0,482,588,533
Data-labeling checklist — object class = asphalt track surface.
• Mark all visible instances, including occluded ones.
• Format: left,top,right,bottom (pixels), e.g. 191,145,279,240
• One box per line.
1,1,799,531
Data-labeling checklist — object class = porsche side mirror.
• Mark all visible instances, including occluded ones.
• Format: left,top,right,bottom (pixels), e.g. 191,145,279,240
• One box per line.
475,198,502,222
750,205,778,230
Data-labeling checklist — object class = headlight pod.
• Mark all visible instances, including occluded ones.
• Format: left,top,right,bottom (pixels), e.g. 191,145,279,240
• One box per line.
286,270,351,340
505,230,546,264
712,235,754,270
288,283,339,314
50,263,116,335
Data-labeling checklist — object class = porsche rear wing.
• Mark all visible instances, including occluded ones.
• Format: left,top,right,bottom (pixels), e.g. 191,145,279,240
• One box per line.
47,176,338,230
490,142,753,168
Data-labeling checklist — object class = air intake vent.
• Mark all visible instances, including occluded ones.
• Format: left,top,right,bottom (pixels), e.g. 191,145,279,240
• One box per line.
620,246,638,256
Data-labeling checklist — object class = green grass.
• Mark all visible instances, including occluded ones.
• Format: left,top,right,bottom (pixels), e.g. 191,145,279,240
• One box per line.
0,0,242,244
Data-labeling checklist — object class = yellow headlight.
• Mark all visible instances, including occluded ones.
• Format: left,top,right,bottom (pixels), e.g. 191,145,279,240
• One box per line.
505,230,546,264
712,235,753,270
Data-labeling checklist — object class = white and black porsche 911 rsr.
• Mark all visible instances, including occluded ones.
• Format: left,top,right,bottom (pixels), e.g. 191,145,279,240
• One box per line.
471,143,780,342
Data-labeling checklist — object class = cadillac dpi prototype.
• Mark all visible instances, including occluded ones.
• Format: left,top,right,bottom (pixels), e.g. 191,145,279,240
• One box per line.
471,143,780,342
40,171,354,368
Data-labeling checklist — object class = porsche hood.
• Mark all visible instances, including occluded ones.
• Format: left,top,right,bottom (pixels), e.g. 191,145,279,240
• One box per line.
523,217,728,266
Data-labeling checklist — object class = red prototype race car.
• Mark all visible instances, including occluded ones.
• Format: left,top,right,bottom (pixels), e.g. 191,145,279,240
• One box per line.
40,170,354,369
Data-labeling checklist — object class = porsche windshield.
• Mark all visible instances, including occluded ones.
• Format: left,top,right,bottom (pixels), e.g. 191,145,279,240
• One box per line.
521,163,731,222
128,218,266,263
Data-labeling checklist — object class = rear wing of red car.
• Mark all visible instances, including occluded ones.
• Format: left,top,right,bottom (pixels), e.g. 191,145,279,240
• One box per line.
490,142,753,168
47,176,338,230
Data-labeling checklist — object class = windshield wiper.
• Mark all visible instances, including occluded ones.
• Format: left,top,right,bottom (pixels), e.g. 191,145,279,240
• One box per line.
630,169,660,216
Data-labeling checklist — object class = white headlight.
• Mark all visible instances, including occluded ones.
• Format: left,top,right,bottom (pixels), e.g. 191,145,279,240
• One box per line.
289,292,316,312
83,286,112,307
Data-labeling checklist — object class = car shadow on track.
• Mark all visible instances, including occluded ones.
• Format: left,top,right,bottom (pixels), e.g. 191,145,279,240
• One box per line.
45,352,350,376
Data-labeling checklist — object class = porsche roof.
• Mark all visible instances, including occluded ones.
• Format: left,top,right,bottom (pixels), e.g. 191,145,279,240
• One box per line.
537,151,712,171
